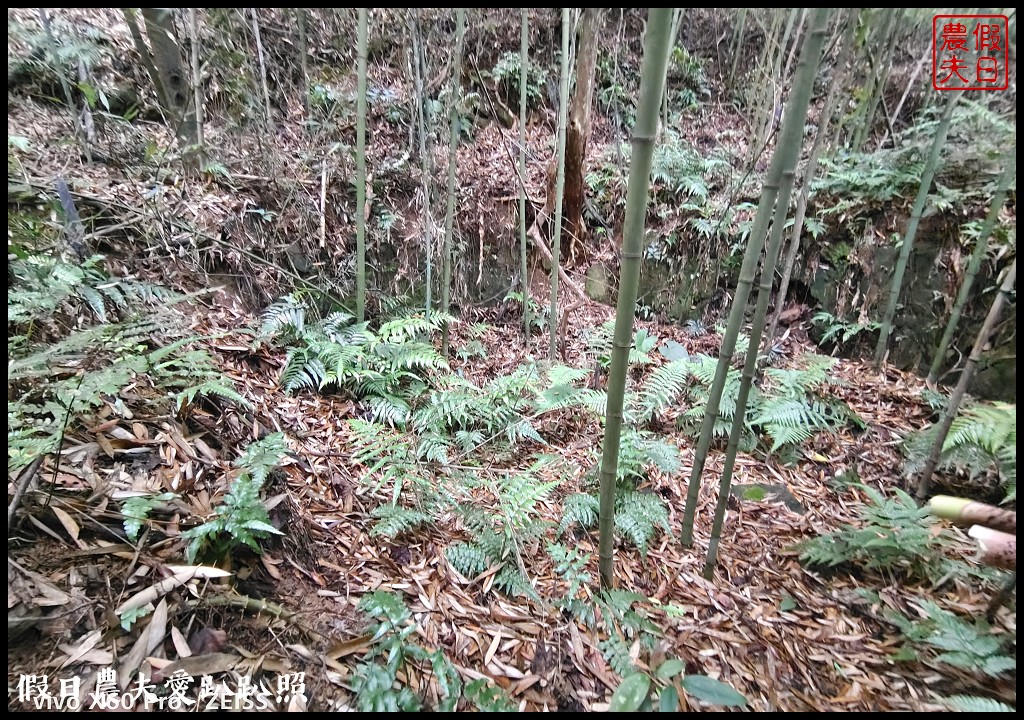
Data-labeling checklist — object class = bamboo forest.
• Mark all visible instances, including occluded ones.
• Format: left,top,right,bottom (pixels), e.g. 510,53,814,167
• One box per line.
8,7,1018,713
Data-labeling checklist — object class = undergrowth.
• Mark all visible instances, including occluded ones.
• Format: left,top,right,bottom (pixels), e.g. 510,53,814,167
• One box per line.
8,251,247,474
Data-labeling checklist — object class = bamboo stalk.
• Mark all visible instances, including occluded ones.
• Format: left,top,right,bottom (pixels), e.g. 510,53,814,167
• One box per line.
596,8,674,590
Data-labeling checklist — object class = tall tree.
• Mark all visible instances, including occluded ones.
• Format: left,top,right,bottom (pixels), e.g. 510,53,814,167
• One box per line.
873,93,959,367
547,8,571,361
747,9,784,166
296,9,311,118
851,9,904,153
411,11,434,315
680,8,831,548
519,9,531,343
915,258,1017,500
563,9,605,261
596,7,674,590
139,8,197,146
250,9,273,133
703,177,799,578
123,9,168,111
756,8,800,153
355,9,368,323
928,154,1016,383
188,8,204,154
440,8,467,357
765,9,858,347
726,8,748,91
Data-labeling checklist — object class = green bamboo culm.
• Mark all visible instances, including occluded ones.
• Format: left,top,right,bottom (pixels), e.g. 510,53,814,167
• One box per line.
726,8,747,91
850,9,903,153
355,8,368,323
679,7,831,549
519,9,531,344
916,258,1016,500
411,11,433,317
873,92,960,368
765,8,859,349
703,169,796,579
440,8,466,358
927,152,1015,384
548,8,571,361
596,7,674,590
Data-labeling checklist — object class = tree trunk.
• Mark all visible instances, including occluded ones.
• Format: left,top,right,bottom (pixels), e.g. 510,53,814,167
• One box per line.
140,8,197,146
727,9,748,90
852,9,903,152
680,8,831,548
547,9,572,361
597,8,674,590
189,8,204,153
874,93,959,367
296,9,311,118
123,8,168,111
765,10,858,348
519,9,531,343
440,9,466,357
928,153,1015,383
355,9,368,323
411,11,434,315
250,9,274,133
916,258,1016,499
704,167,797,579
563,9,604,263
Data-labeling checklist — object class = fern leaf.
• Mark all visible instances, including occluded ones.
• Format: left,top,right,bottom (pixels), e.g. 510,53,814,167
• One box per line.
559,493,600,537
370,505,431,538
943,695,1015,713
614,490,670,555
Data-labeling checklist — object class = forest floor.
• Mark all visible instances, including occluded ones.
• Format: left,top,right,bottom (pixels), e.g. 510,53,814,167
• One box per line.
7,7,1015,713
7,284,1013,711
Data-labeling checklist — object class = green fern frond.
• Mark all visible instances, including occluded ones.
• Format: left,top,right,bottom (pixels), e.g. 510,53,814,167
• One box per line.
903,402,1016,496
370,505,431,538
366,394,411,427
446,541,491,579
614,490,670,555
546,364,591,388
599,632,635,678
260,293,307,340
943,695,1014,713
575,388,609,417
177,381,253,412
558,493,600,537
374,341,448,372
636,359,689,422
417,433,451,464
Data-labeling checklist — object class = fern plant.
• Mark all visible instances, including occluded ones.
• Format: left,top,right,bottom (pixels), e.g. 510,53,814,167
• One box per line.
903,402,1016,502
352,591,464,712
941,695,1015,712
8,253,176,327
587,321,659,368
751,355,860,452
262,295,449,426
180,433,287,563
446,473,556,598
559,430,674,555
811,310,881,351
8,252,245,473
412,368,540,455
596,589,662,676
682,352,860,456
798,486,956,583
884,599,1016,677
